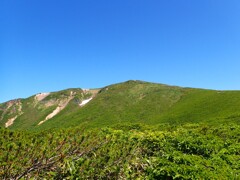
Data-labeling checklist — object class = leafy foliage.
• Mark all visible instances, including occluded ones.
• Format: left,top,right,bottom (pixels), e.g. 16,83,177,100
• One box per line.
1,123,239,179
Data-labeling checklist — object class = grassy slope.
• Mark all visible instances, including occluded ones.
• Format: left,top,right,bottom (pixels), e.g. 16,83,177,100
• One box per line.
7,88,85,130
37,80,240,130
9,97,57,129
35,81,183,130
159,89,240,125
2,81,240,178
1,80,240,130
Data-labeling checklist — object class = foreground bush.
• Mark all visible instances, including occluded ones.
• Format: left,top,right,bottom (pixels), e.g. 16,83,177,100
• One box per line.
0,123,239,179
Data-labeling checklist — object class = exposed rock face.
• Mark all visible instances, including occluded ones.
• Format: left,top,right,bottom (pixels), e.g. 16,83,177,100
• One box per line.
5,116,18,127
1,99,24,128
0,88,100,128
37,89,99,125
38,92,75,125
35,93,50,101
79,97,93,107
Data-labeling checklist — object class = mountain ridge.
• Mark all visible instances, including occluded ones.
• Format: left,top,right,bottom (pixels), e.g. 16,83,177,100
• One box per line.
1,80,240,130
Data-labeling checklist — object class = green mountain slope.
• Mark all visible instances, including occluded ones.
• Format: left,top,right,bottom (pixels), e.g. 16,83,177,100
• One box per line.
0,88,98,130
1,80,240,130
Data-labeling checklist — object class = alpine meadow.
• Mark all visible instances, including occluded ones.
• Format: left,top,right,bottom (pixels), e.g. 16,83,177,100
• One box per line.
0,80,240,179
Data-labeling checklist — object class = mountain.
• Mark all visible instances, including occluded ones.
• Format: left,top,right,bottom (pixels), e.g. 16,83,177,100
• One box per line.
1,80,240,179
1,80,240,130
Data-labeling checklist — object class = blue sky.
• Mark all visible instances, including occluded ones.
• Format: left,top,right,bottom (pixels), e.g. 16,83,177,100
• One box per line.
1,0,240,103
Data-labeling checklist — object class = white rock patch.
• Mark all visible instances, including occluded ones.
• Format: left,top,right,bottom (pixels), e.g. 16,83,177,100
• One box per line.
35,93,50,101
38,106,63,125
4,101,23,128
38,95,74,125
79,97,93,107
5,116,17,127
38,93,94,126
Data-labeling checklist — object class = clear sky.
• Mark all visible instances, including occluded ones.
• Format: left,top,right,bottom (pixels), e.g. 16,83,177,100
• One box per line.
1,0,240,103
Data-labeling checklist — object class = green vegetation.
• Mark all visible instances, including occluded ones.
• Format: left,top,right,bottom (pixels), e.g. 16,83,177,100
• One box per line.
1,81,240,178
1,80,240,130
1,123,239,179
36,80,185,130
0,88,92,130
38,80,240,130
10,98,57,129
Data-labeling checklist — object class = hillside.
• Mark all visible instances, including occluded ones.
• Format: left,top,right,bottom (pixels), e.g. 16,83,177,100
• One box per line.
1,80,240,130
1,80,240,179
0,88,99,130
